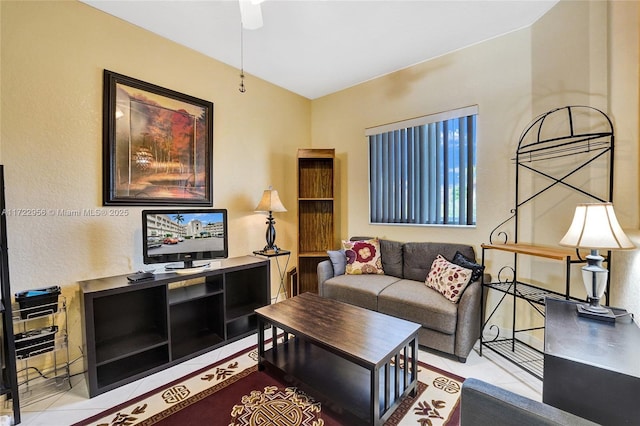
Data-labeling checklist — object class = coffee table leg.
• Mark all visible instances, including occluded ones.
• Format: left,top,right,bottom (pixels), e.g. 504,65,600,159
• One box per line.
410,336,418,397
371,367,380,425
272,325,278,357
257,317,265,371
403,346,410,397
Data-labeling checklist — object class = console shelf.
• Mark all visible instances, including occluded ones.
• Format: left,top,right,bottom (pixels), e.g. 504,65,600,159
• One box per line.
80,255,269,397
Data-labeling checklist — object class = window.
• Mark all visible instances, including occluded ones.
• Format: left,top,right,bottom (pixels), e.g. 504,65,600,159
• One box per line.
367,106,477,226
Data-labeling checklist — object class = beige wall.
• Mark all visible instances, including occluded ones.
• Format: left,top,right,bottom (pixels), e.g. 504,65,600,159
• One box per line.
609,0,640,322
312,0,640,321
1,0,310,370
312,27,532,247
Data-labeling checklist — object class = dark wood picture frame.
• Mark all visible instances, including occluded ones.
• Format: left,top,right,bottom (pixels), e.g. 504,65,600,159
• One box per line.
103,70,213,206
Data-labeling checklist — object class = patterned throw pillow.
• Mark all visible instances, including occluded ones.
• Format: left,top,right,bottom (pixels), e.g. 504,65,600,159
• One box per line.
342,238,384,275
425,254,473,303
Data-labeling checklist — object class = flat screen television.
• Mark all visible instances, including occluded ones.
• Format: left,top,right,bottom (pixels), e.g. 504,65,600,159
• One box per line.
142,209,228,270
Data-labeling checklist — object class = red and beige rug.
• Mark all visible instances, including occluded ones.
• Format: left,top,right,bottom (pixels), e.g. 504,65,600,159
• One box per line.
74,343,463,426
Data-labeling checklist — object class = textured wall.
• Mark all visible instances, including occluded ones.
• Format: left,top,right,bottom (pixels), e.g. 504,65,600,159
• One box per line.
311,0,639,328
1,0,311,373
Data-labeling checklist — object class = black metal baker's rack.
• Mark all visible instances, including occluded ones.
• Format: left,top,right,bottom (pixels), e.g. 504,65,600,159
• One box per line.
479,106,614,379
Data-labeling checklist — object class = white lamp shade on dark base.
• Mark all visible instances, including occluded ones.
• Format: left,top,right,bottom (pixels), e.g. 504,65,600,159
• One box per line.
559,203,635,323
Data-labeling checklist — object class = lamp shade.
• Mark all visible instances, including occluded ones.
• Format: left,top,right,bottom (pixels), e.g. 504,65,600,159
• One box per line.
559,203,635,250
255,188,287,213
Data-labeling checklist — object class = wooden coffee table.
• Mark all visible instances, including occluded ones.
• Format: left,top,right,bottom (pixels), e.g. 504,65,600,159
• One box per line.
255,292,421,425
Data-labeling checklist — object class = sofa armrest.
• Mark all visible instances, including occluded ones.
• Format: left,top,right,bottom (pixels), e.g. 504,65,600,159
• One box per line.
454,272,492,360
317,260,334,297
461,378,597,426
454,280,483,361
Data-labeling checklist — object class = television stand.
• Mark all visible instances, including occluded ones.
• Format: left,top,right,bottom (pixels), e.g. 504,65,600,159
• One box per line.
165,260,215,274
79,255,270,397
165,259,211,270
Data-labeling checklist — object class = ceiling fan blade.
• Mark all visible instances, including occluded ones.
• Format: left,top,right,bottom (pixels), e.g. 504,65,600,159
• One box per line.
239,0,263,30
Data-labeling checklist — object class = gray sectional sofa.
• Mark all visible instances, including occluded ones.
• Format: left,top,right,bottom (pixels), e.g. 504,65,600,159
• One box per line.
317,239,484,362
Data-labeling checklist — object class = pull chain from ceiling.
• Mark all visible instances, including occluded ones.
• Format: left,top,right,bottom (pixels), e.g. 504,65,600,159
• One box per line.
239,23,246,93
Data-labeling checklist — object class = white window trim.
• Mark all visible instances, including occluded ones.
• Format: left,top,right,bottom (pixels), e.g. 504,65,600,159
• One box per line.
365,105,479,136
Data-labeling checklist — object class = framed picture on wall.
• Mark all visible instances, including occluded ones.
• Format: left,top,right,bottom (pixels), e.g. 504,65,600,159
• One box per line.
102,70,214,206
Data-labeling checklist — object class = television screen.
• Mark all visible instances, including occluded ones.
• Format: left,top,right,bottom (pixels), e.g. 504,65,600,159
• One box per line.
142,209,228,270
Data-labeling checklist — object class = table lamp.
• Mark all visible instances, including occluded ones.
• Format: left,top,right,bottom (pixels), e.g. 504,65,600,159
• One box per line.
559,202,635,321
255,186,287,253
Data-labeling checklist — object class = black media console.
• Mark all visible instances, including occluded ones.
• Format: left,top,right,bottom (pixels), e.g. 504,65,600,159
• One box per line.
79,255,269,397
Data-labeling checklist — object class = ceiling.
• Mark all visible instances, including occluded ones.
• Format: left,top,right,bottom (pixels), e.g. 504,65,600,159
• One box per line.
82,0,559,99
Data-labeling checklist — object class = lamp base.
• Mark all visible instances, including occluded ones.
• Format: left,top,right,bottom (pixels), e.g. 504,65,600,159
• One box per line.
577,303,616,323
262,245,280,254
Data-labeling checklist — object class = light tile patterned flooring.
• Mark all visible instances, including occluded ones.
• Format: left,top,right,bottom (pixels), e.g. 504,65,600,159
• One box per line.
14,332,542,425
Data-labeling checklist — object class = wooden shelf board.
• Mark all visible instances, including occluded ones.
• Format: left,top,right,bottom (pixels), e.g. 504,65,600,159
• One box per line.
168,284,223,306
96,347,168,390
96,332,168,365
226,303,262,322
481,243,588,261
171,333,224,360
297,148,335,158
298,252,330,258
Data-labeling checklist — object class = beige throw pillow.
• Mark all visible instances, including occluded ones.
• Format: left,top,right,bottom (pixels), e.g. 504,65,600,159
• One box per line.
425,254,473,303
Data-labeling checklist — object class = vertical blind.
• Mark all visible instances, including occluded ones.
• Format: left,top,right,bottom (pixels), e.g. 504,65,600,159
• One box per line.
367,106,477,226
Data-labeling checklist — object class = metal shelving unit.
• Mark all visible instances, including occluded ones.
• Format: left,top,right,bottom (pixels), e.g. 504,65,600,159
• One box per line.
12,297,71,406
480,244,589,379
479,106,615,379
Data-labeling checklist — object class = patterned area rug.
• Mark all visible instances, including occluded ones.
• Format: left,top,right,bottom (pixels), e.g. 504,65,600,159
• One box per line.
74,343,463,426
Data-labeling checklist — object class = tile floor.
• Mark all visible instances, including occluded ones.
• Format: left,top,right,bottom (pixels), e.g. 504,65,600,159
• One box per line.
11,333,542,426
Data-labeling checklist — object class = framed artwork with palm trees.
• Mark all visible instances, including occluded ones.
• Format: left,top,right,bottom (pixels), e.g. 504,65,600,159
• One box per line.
102,70,214,206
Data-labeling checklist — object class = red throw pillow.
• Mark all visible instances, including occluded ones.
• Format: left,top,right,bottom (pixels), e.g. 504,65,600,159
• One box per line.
342,238,384,275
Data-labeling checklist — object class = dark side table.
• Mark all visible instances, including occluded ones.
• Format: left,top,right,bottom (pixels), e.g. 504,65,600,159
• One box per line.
543,298,640,424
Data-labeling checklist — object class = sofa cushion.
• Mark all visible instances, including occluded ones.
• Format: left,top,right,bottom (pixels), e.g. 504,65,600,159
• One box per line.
451,251,484,283
343,238,384,275
425,255,473,303
403,242,476,282
379,239,404,278
378,279,458,335
327,249,346,276
323,274,400,311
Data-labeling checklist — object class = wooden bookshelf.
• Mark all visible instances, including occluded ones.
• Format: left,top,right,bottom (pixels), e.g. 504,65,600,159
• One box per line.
297,149,335,293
